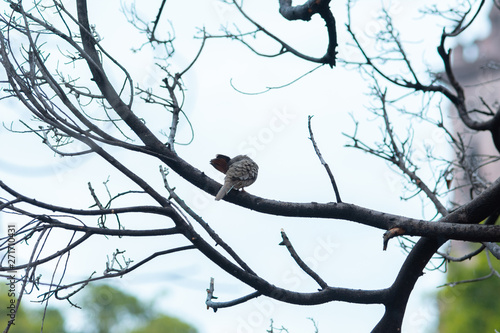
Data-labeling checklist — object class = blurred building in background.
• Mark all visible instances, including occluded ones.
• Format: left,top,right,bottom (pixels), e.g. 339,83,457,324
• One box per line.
438,5,500,333
449,5,500,204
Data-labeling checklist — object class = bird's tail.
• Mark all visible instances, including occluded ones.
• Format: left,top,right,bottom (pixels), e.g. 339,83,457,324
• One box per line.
215,182,234,201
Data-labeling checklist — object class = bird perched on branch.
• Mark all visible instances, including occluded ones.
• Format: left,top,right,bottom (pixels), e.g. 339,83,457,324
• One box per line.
210,154,258,201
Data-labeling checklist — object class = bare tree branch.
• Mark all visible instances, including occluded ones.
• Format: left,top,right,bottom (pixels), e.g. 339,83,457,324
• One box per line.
206,277,262,311
307,115,342,203
279,229,329,290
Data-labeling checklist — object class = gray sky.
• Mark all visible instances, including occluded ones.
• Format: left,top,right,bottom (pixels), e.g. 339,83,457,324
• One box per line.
0,0,492,332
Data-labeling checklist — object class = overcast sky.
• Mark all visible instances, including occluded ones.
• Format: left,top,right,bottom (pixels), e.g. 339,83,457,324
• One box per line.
0,1,493,332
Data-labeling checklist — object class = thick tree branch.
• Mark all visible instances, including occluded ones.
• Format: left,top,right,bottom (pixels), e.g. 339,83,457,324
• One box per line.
374,177,500,331
3,176,500,243
373,237,444,332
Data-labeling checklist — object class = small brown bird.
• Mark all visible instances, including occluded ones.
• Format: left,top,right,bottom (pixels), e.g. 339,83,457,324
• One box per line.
210,154,258,200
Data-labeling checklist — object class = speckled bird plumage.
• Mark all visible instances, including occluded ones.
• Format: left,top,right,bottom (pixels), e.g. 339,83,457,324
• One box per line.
210,154,258,201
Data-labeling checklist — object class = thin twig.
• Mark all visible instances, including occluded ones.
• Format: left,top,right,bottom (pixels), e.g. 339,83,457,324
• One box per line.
438,270,493,288
377,88,448,216
39,245,196,299
279,229,329,290
87,182,104,210
3,228,47,333
437,245,485,262
437,250,499,288
205,277,261,312
308,115,342,203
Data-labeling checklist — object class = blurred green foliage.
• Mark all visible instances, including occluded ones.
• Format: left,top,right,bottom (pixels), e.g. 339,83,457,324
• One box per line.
437,248,500,333
1,283,197,333
131,315,198,333
0,286,66,333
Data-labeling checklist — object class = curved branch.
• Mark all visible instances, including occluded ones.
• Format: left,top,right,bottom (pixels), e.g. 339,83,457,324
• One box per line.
0,180,174,217
40,219,180,238
42,245,196,296
207,291,262,311
0,231,91,272
206,277,262,311
278,0,337,66
438,245,485,262
234,0,336,66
